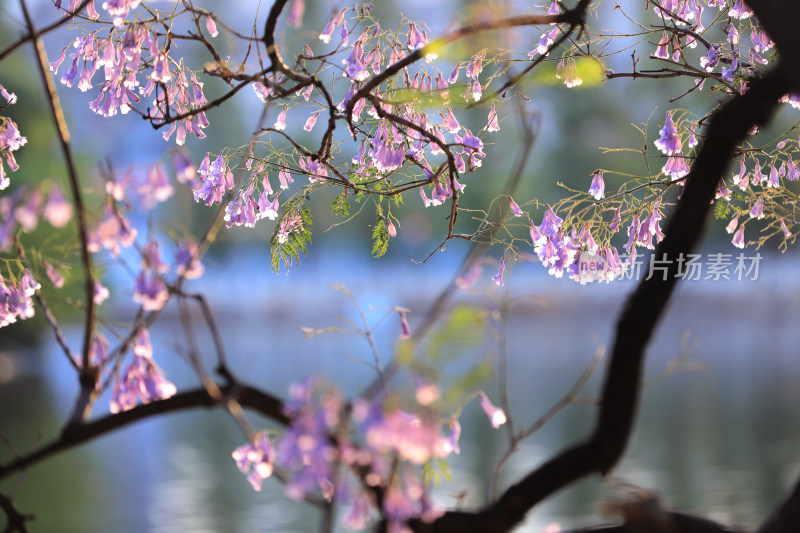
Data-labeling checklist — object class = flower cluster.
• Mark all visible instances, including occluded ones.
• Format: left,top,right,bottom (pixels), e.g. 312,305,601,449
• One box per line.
0,270,40,328
529,205,625,284
231,375,505,531
0,182,73,252
0,84,26,190
109,327,177,413
50,10,208,144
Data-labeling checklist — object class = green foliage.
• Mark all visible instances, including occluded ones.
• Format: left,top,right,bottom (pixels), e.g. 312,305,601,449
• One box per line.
331,192,350,218
371,205,390,258
422,458,452,488
270,192,313,273
713,200,731,220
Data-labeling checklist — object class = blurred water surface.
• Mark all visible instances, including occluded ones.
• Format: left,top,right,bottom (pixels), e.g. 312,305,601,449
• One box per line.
2,248,799,533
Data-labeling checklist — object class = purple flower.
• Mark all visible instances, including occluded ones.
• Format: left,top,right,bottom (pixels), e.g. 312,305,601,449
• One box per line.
749,198,764,219
732,225,745,248
780,219,791,238
654,111,682,155
728,0,753,19
172,148,197,187
540,205,563,239
303,111,320,131
363,408,448,464
406,22,428,50
455,262,484,290
726,214,739,234
110,328,177,413
205,15,218,38
232,434,276,491
477,392,507,428
767,164,780,188
286,0,304,28
508,196,523,217
486,103,500,132
589,172,605,200
491,257,506,287
43,260,65,288
556,58,582,88
133,270,168,311
273,106,288,130
88,208,137,257
343,41,369,82
443,419,461,455
94,279,110,305
443,107,461,133
662,154,690,180
787,155,799,181
654,32,670,59
175,240,204,280
700,44,721,72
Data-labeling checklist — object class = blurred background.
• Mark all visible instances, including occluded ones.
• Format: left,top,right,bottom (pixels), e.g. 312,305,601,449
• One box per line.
1,0,799,531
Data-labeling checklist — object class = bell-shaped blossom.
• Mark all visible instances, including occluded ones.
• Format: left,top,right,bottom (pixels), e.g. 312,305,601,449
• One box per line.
556,58,582,88
406,22,428,50
780,219,791,238
477,392,507,428
486,103,500,132
43,260,65,288
193,154,233,206
42,183,73,227
509,196,523,217
343,40,369,82
654,111,682,155
491,257,506,287
94,279,110,305
303,111,320,131
589,172,605,200
110,328,177,413
732,225,745,248
88,208,137,257
276,378,340,500
654,32,670,59
133,269,168,311
232,434,276,491
175,240,204,280
728,0,753,19
726,214,739,234
205,15,218,38
360,405,449,464
749,198,764,219
662,154,690,180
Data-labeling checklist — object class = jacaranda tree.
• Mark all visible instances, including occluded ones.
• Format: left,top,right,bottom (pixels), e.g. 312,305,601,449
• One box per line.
1,0,799,531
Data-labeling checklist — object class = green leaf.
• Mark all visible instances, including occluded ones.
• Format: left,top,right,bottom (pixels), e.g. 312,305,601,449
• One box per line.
713,200,731,220
270,195,313,273
371,206,390,258
332,192,350,217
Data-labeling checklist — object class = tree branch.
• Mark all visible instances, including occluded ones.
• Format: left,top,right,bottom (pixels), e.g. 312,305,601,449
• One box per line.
409,51,793,533
0,384,288,482
19,0,97,392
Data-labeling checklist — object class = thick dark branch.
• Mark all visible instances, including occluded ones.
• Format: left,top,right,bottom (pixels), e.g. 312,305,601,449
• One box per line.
570,511,745,533
0,384,287,482
0,492,32,533
757,476,800,533
409,58,792,533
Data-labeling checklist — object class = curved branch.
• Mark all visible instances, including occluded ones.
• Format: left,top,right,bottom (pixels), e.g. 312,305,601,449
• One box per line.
0,384,288,482
409,58,793,533
345,5,589,122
